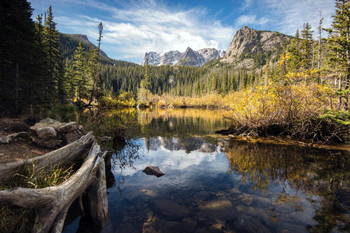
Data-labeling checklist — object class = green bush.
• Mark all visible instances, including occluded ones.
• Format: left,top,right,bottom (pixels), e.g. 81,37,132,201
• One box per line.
48,104,77,122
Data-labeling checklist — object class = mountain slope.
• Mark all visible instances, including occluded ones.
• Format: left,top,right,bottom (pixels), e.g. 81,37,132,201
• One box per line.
221,26,291,68
59,33,113,65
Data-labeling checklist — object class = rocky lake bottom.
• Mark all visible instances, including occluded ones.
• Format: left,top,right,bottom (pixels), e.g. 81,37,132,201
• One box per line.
63,109,350,233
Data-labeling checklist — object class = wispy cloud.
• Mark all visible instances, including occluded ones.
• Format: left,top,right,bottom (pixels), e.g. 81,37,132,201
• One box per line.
242,0,252,11
245,0,334,36
30,0,335,63
235,15,269,27
54,0,235,62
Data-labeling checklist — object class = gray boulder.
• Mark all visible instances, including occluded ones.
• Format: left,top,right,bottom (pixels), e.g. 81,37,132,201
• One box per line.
57,122,78,133
36,127,57,139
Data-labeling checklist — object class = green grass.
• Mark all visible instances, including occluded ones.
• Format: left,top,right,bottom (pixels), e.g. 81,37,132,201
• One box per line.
0,163,74,233
0,162,74,190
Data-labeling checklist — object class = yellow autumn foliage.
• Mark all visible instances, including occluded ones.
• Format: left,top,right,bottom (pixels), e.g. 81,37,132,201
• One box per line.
226,74,335,133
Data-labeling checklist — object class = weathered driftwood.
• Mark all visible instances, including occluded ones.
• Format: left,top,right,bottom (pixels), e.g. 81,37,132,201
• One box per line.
0,139,110,233
0,132,94,182
87,156,110,228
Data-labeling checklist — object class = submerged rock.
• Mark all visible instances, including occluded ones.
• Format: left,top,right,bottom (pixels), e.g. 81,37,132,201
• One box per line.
198,199,237,222
143,166,164,177
232,215,271,233
241,193,253,205
143,219,181,233
195,227,223,233
152,199,189,219
181,218,197,233
336,187,350,206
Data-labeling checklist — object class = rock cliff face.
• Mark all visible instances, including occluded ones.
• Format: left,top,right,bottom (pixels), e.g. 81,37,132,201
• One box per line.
221,26,291,68
177,47,206,66
143,26,290,68
143,48,225,67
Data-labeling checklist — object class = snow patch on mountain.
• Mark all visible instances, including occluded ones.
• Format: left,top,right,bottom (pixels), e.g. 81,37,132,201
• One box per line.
143,48,225,67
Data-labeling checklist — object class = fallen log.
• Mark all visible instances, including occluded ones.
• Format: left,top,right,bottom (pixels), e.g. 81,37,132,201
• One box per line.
0,132,94,182
0,134,110,233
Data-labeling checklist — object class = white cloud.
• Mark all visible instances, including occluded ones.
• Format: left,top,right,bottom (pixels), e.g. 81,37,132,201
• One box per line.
54,0,235,62
32,0,335,63
248,0,335,36
115,138,224,177
242,0,253,11
235,15,269,27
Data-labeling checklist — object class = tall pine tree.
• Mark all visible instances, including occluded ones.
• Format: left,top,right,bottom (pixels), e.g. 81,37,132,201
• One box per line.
327,0,350,109
0,0,37,113
43,6,63,103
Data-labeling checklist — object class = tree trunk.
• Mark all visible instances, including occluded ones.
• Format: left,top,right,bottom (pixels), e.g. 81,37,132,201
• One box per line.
0,142,110,233
0,132,94,182
87,157,110,228
15,33,19,114
338,77,342,110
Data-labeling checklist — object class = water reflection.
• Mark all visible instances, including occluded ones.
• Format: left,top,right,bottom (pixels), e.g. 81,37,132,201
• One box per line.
63,108,350,233
225,141,350,232
139,108,231,138
145,137,217,153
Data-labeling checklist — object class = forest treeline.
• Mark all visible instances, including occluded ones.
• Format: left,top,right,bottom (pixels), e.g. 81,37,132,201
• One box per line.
1,1,64,113
0,0,269,114
0,0,297,114
0,0,105,114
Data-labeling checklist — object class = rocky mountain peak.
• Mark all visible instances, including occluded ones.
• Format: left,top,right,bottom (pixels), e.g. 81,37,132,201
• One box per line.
71,34,90,44
221,26,291,68
143,47,225,67
178,47,206,66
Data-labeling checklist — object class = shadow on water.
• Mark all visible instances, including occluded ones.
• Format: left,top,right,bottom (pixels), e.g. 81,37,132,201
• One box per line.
63,108,350,233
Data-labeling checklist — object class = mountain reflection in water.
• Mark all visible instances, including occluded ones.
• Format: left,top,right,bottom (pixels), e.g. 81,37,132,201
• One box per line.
63,109,350,233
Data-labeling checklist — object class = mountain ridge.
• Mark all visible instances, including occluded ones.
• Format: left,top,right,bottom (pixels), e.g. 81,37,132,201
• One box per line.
143,26,291,68
59,33,114,65
221,26,292,68
143,47,226,67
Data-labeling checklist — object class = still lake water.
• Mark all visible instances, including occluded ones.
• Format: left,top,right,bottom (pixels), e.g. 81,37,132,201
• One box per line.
64,109,350,233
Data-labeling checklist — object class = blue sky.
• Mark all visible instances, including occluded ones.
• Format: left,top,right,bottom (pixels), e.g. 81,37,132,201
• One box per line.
28,0,335,64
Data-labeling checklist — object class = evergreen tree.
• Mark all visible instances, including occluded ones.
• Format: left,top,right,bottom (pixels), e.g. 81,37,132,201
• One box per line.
43,6,63,102
64,59,75,100
87,46,98,103
90,22,103,103
327,0,350,109
301,23,314,70
0,0,37,113
140,58,151,89
138,58,152,105
317,12,324,83
73,41,87,102
33,14,51,106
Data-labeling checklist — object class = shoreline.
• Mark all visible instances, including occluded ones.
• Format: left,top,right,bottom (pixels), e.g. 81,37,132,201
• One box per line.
226,134,350,152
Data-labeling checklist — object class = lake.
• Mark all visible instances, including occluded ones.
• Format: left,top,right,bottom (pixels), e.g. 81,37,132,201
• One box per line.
63,108,350,233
